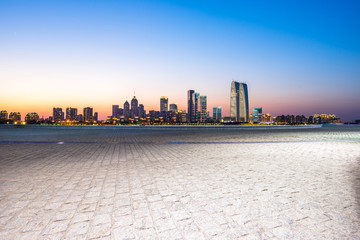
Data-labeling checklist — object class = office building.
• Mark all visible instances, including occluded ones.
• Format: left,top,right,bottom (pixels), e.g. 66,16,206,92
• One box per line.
53,108,64,122
252,107,262,123
112,105,120,118
123,100,130,119
93,112,98,122
9,112,21,121
169,103,178,112
194,93,200,122
187,90,195,122
213,107,222,121
200,96,207,122
83,107,93,123
66,107,77,121
131,96,139,117
230,81,249,122
139,104,146,118
0,110,8,120
160,96,168,112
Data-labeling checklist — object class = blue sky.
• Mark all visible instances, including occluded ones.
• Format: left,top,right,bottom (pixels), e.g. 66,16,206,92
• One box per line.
0,0,359,121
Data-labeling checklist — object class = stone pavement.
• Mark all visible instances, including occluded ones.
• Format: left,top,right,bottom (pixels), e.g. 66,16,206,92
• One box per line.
0,125,359,239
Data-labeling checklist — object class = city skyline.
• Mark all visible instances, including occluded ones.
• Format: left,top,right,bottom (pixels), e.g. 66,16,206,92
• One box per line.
0,84,343,124
1,1,359,122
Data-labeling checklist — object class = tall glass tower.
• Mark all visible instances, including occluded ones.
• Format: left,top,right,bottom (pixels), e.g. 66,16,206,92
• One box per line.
160,96,168,112
200,95,207,122
230,81,249,122
187,90,195,122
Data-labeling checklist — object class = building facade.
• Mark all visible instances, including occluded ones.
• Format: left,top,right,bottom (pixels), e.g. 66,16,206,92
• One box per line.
66,107,77,121
200,95,207,122
25,112,39,122
252,107,262,123
9,112,21,121
230,81,249,122
112,105,120,118
53,108,64,122
83,107,93,123
123,101,130,120
160,96,168,112
213,107,222,121
131,96,139,117
187,90,195,122
194,93,200,122
0,110,8,120
139,104,146,118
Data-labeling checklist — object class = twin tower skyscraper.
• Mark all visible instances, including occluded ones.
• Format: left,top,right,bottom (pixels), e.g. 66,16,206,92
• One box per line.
230,81,249,122
187,81,249,123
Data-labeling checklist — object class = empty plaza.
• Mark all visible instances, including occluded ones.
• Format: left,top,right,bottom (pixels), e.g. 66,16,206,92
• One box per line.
0,125,359,239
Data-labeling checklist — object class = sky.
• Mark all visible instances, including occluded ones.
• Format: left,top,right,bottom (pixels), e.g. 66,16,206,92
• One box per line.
0,0,359,122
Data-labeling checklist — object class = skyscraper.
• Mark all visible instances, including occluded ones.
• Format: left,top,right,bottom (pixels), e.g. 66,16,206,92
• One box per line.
187,90,195,122
112,105,120,118
131,96,139,117
66,107,77,121
83,107,93,123
93,112,98,122
194,93,200,122
139,104,146,118
160,96,168,112
200,95,207,122
124,100,130,119
53,107,63,122
213,107,222,121
230,81,249,122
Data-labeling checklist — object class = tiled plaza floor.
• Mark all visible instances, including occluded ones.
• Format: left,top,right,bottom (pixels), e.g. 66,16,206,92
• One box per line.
0,125,359,239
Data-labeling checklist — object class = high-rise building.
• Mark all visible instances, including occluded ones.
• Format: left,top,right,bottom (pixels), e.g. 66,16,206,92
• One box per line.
169,103,178,112
230,81,249,122
123,100,130,119
213,107,222,121
0,110,8,120
112,105,120,118
131,96,139,117
200,96,207,122
25,112,39,122
194,93,200,122
66,107,77,121
53,107,64,122
160,96,168,112
93,112,98,122
187,90,195,122
83,107,93,123
139,104,146,118
9,112,21,121
252,107,262,123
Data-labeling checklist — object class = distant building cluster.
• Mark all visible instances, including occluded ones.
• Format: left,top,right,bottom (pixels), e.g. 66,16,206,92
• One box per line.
109,95,186,124
273,114,341,124
0,81,347,125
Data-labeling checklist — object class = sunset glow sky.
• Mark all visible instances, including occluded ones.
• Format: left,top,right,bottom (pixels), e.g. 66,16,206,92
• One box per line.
1,0,359,121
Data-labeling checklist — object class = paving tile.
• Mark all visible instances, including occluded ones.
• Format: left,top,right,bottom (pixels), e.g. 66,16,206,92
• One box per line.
0,126,359,239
